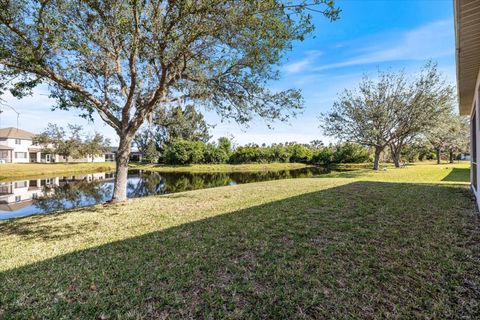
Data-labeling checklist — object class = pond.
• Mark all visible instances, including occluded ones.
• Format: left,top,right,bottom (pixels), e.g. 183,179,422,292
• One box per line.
0,167,344,220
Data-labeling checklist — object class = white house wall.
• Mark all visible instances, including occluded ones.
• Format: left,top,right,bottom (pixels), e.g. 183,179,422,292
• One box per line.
2,138,30,163
0,173,108,210
0,135,108,164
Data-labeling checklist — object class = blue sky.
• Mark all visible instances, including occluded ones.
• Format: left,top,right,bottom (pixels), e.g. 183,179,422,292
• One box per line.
0,0,456,146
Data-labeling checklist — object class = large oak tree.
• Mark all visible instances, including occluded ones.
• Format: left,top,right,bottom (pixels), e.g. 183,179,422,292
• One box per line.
0,0,339,201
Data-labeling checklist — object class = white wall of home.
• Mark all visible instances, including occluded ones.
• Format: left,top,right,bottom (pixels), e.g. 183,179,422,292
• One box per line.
0,173,108,207
470,68,480,207
0,135,107,164
3,138,30,163
0,178,58,204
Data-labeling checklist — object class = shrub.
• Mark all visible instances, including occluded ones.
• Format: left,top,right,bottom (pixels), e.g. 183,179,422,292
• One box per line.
288,143,313,163
143,140,160,164
203,143,229,164
270,144,291,163
164,139,204,165
332,143,370,163
312,147,334,165
217,137,233,156
230,145,269,163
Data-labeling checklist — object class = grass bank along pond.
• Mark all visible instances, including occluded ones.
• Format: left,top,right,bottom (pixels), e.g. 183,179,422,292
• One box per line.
0,166,341,219
0,163,477,318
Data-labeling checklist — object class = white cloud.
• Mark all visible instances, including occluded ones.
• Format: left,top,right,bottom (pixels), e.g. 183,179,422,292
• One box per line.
282,50,323,74
314,19,454,71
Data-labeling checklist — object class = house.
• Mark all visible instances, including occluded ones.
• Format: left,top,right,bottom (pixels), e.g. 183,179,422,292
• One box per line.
0,127,105,163
0,172,113,215
0,127,37,163
455,0,480,205
105,147,144,162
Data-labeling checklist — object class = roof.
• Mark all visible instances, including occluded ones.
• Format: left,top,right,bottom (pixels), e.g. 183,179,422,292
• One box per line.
0,127,36,140
0,200,33,212
106,147,118,154
106,147,142,154
455,0,480,115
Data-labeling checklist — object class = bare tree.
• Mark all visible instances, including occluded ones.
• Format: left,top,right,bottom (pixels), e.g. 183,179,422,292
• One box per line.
320,71,407,170
321,63,454,169
388,63,453,167
0,1,340,201
426,111,469,164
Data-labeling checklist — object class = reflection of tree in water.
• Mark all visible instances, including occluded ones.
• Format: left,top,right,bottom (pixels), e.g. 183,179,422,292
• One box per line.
133,168,333,195
162,173,232,193
33,180,112,212
31,167,334,213
127,171,165,197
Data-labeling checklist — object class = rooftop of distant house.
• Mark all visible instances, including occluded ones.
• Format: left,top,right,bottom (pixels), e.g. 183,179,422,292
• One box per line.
0,127,36,140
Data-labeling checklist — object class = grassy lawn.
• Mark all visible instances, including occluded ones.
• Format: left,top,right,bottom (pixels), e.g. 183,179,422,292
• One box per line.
0,162,479,318
0,162,116,181
324,161,471,183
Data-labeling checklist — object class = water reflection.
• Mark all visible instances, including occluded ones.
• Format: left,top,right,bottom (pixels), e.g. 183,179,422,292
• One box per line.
34,179,113,213
0,166,339,219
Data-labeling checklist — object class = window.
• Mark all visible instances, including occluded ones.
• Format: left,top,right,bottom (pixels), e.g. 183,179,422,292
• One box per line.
15,139,21,145
15,152,27,159
14,181,27,188
0,183,11,195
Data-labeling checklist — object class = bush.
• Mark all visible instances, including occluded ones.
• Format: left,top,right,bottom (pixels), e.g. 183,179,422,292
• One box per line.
162,139,371,166
230,145,266,163
217,137,233,156
164,139,205,165
332,143,370,163
399,144,420,163
203,143,229,164
288,144,313,163
270,144,291,163
312,147,334,165
143,140,160,164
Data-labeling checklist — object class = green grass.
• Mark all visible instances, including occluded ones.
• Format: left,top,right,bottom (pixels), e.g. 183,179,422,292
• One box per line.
129,162,311,173
323,161,471,183
0,162,479,318
0,162,116,181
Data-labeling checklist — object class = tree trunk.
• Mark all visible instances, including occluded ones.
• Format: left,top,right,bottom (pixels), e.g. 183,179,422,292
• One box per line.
436,147,441,164
112,135,133,203
373,147,382,170
449,150,454,163
390,145,401,168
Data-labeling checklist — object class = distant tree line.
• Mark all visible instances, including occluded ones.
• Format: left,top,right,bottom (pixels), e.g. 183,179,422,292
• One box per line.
33,123,111,162
133,104,373,165
320,62,469,169
139,137,372,166
134,100,470,166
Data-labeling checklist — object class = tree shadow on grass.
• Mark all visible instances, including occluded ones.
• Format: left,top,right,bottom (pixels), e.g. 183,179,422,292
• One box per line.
442,167,471,183
0,205,106,241
0,182,479,319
